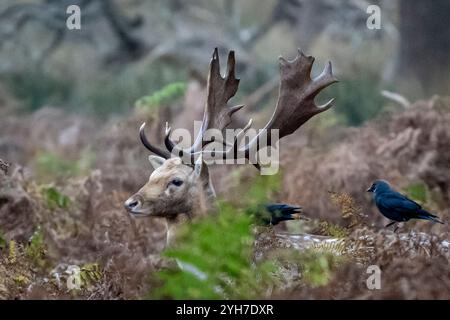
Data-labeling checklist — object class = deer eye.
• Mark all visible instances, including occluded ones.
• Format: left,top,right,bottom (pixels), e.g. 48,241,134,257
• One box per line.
171,178,184,187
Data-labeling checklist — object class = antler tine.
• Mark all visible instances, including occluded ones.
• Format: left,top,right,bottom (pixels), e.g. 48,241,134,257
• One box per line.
164,122,176,152
316,98,335,113
229,104,245,116
226,50,235,77
224,50,240,100
139,122,171,159
295,48,315,75
210,47,221,78
310,61,338,100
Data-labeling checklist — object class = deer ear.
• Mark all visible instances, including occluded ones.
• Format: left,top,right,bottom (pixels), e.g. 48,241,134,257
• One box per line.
148,155,165,169
194,155,209,180
193,155,215,197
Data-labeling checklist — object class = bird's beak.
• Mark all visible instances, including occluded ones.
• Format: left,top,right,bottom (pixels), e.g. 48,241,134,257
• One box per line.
366,186,374,192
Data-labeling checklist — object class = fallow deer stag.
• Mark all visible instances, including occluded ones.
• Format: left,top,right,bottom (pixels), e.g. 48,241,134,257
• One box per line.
124,48,338,247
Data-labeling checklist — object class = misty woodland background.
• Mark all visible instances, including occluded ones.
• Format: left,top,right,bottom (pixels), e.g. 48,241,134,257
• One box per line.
0,0,449,299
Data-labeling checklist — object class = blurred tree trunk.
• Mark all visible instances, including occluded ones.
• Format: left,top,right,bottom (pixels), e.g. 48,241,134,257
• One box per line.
294,0,329,50
396,0,450,97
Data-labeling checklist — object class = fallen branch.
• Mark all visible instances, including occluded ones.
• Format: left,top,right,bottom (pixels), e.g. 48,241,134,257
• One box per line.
381,90,411,108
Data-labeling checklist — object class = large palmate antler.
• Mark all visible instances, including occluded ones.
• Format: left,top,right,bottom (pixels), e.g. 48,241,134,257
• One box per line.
139,48,245,160
165,48,246,156
241,49,338,167
259,50,337,139
139,48,337,168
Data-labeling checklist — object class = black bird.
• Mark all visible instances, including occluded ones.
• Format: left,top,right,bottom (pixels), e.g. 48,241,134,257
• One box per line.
367,180,444,231
249,203,305,226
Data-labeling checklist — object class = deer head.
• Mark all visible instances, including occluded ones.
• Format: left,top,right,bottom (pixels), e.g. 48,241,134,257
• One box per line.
124,155,214,218
124,48,337,223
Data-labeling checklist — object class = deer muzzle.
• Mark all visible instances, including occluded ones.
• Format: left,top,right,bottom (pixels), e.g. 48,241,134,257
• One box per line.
124,194,149,216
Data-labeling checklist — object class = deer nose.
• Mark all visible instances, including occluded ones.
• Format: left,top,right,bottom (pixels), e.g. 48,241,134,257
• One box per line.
124,197,141,212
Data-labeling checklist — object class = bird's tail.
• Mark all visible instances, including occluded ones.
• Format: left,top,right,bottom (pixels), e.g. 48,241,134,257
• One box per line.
417,209,444,224
264,203,308,223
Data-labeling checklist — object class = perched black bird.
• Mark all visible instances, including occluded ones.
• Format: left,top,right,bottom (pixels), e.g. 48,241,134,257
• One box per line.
367,180,444,231
249,203,304,226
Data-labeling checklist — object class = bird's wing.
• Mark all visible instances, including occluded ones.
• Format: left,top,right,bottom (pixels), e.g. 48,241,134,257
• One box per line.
392,190,423,208
377,193,421,214
265,203,302,215
260,203,303,226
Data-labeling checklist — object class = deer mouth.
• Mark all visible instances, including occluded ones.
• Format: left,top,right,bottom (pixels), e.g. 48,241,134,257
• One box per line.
124,204,153,217
127,209,151,217
124,195,153,216
125,207,150,217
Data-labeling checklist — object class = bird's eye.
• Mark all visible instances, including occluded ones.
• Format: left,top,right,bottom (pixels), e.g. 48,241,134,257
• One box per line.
171,179,183,187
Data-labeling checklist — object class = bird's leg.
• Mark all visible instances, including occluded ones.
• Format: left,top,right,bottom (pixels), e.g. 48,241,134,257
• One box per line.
385,221,399,232
385,221,396,228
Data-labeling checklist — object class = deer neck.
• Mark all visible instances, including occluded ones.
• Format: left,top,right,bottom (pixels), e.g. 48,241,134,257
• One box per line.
164,214,191,247
165,179,216,247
